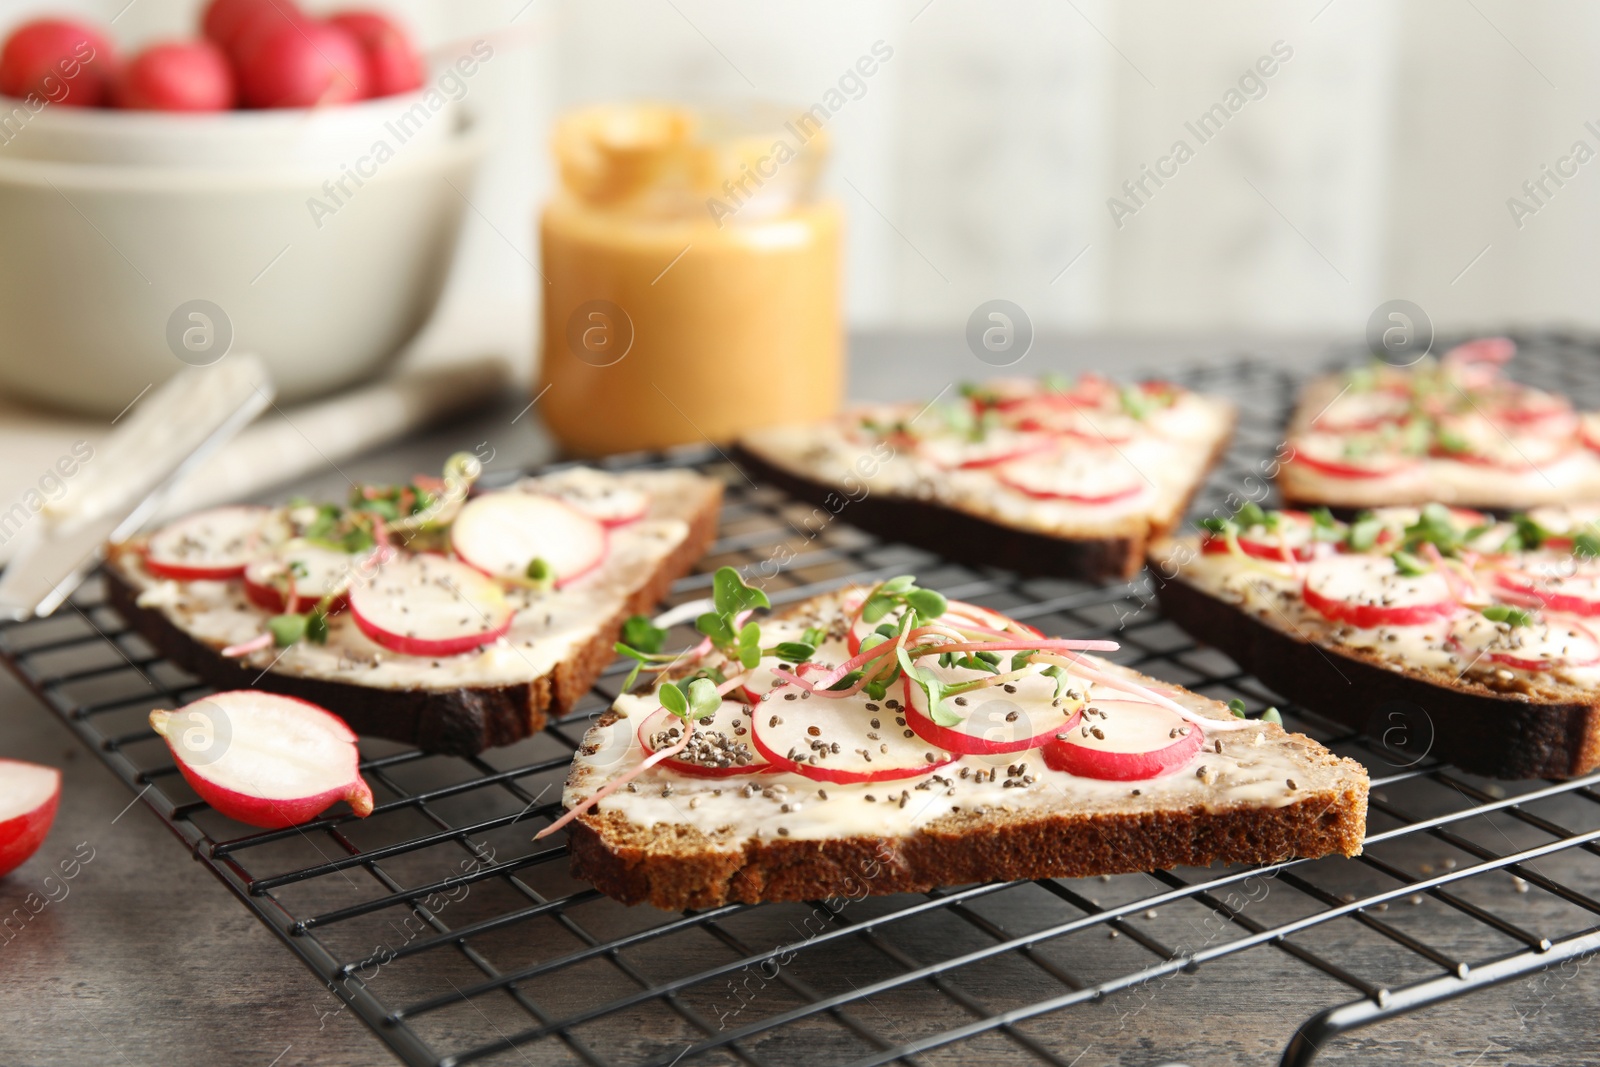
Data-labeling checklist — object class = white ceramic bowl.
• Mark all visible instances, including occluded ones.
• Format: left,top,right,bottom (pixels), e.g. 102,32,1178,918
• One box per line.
0,111,488,416
0,89,455,167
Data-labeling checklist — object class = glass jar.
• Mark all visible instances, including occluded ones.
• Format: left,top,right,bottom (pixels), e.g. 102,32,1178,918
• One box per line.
538,102,842,455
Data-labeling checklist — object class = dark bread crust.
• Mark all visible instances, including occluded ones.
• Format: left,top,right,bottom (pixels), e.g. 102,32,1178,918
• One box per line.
1153,567,1600,779
731,413,1234,582
567,710,1365,910
102,482,722,756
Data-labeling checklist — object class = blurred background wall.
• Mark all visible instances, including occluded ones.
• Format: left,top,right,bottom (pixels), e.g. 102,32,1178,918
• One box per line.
36,0,1600,369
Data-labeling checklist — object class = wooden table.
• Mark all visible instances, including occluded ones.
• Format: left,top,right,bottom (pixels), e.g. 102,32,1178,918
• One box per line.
3,334,1596,1067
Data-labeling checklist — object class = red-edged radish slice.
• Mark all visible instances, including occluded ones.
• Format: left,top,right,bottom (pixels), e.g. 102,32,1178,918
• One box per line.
1202,510,1328,563
1494,563,1600,617
900,666,1083,755
995,447,1147,505
1443,336,1516,371
1580,413,1600,454
451,491,607,587
243,542,365,613
1291,432,1422,480
917,429,1058,470
1302,555,1458,628
741,658,832,703
1448,613,1600,672
143,505,271,580
637,702,769,777
149,691,373,830
845,597,1042,657
348,554,512,657
1524,504,1600,547
1435,412,1576,470
549,485,649,527
748,686,956,784
1311,390,1412,432
1039,698,1206,780
0,760,60,879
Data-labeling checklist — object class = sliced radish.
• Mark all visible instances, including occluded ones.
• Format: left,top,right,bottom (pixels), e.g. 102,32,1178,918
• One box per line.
637,702,768,777
917,429,1058,470
243,542,365,613
1311,390,1412,432
1435,412,1575,470
348,554,512,657
546,485,649,528
1203,510,1329,563
995,447,1148,505
149,691,373,830
1291,432,1422,480
845,597,1042,657
747,686,956,784
451,492,607,587
1303,554,1458,628
1448,613,1600,672
144,505,271,581
1443,336,1516,372
900,664,1083,755
1495,563,1600,617
1581,413,1600,454
741,657,831,703
1039,698,1206,781
0,760,60,879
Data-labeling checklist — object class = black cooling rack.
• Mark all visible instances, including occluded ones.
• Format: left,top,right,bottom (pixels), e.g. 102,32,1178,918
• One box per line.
6,337,1600,1067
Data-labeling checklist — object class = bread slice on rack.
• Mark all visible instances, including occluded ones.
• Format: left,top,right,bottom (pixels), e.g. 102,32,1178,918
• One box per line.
552,580,1368,910
105,465,722,755
735,374,1234,582
1151,501,1600,779
1278,337,1600,512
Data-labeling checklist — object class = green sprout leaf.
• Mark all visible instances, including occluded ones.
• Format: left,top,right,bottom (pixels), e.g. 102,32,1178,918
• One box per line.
1392,550,1430,577
267,613,307,647
1228,698,1248,719
658,682,688,717
686,677,721,719
1260,707,1283,725
711,566,769,618
771,641,816,664
621,615,667,654
1576,530,1600,559
737,621,762,670
1482,604,1534,627
1346,515,1382,552
904,588,947,619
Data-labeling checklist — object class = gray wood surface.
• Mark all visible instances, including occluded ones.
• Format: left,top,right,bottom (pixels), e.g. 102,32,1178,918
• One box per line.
3,333,1597,1067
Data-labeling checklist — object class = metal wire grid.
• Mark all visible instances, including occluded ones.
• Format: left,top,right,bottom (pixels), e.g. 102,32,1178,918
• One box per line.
3,341,1600,1067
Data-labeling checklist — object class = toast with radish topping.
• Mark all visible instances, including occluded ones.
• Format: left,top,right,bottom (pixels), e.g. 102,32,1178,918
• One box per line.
1152,501,1600,778
1280,337,1600,511
545,570,1367,909
735,374,1235,581
104,458,722,755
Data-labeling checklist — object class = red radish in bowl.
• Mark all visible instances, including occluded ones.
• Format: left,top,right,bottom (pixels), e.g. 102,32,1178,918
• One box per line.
116,40,235,111
0,760,61,879
1302,554,1458,628
748,685,956,784
235,18,369,108
328,9,422,97
901,667,1083,755
637,703,769,777
348,553,512,657
150,691,372,830
0,19,117,107
1040,698,1205,781
202,0,300,51
143,505,270,581
451,492,607,588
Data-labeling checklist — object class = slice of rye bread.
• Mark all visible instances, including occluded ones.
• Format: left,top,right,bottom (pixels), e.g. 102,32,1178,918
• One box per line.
1151,559,1600,780
103,470,723,756
557,597,1367,910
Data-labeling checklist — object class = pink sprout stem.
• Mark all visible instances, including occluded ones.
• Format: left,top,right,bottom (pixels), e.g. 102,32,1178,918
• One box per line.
221,633,272,658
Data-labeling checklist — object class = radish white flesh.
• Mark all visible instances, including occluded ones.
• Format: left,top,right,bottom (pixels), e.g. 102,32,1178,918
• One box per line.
150,691,373,830
1311,390,1410,432
1449,613,1600,671
1292,432,1421,479
548,485,649,527
0,760,61,879
901,662,1084,755
995,448,1147,504
451,492,606,586
348,554,512,657
917,430,1056,470
637,702,768,777
1436,413,1575,469
1496,563,1600,617
1303,555,1457,628
243,542,365,613
144,505,270,580
1040,699,1205,781
847,598,1041,657
748,685,955,784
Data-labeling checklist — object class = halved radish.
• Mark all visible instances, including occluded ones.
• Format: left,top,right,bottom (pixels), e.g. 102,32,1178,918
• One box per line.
1302,554,1458,628
348,554,512,657
549,485,649,527
994,447,1147,505
900,664,1083,755
1202,510,1328,563
1291,432,1422,480
917,430,1058,470
637,702,768,777
144,505,271,580
1495,564,1600,617
1039,698,1206,780
243,542,365,613
748,685,956,784
1435,412,1576,470
1311,390,1412,432
150,691,373,830
0,760,60,879
451,492,607,587
1448,613,1600,672
845,596,1042,657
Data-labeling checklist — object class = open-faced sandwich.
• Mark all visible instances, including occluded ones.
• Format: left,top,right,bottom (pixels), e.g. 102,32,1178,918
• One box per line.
542,569,1368,909
1152,501,1600,779
736,374,1236,581
1280,337,1600,512
106,456,722,754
